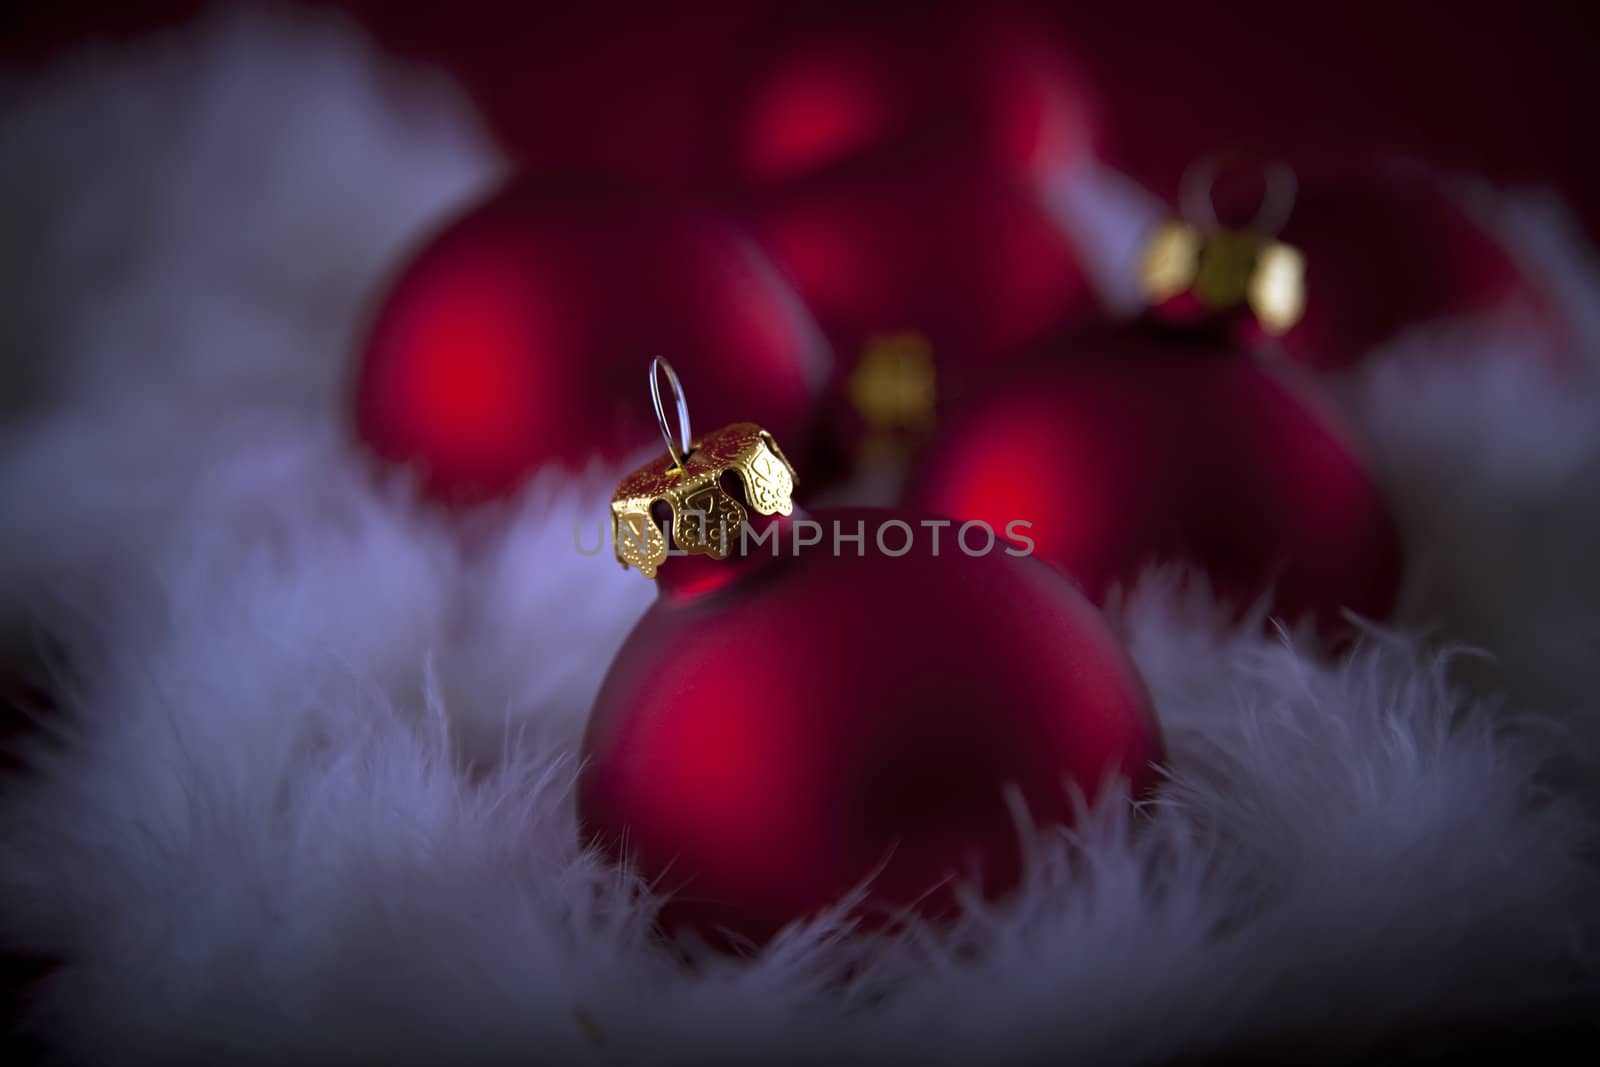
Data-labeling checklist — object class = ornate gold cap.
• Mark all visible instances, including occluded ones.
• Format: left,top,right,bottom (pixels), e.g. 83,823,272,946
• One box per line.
610,357,798,579
1139,157,1308,336
1139,220,1306,335
850,332,937,434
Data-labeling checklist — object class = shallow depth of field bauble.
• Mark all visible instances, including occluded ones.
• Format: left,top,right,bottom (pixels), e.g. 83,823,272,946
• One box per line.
355,176,830,506
578,506,1164,946
908,324,1404,633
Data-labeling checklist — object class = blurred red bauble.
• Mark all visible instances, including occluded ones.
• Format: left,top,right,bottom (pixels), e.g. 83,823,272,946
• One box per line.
750,151,1096,371
722,5,1092,188
724,7,1101,474
354,177,829,506
747,150,1098,467
579,505,1162,947
1253,173,1539,370
907,325,1403,633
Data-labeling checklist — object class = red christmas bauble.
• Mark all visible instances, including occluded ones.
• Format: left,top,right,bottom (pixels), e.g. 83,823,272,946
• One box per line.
579,506,1162,946
1251,172,1539,370
723,6,1092,188
746,150,1098,470
907,326,1403,632
354,176,829,506
750,150,1096,368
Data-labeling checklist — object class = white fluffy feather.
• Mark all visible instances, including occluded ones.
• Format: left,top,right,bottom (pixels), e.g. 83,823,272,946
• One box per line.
0,10,1595,1064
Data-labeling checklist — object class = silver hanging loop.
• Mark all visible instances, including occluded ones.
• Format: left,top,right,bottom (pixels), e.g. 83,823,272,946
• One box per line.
649,356,693,473
1181,154,1298,236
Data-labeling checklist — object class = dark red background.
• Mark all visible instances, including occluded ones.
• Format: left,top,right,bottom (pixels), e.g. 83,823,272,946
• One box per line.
2,3,1597,1057
3,1,1596,237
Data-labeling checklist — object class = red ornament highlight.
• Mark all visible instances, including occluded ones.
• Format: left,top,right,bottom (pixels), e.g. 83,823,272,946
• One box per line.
746,150,1098,479
579,507,1162,947
725,7,1094,187
354,177,829,506
908,326,1404,633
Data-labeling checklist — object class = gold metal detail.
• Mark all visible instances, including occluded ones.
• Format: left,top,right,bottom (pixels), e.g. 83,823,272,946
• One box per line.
849,332,937,433
1137,220,1306,336
611,422,797,579
1139,219,1202,304
1247,240,1308,336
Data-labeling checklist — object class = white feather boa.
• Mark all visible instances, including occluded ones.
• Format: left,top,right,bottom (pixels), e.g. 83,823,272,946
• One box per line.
0,9,1595,1064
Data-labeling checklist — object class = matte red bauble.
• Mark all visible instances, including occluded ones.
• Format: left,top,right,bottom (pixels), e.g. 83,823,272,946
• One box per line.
907,325,1403,632
724,6,1092,187
750,150,1096,367
748,150,1097,465
354,177,829,506
579,420,1161,946
1256,173,1538,370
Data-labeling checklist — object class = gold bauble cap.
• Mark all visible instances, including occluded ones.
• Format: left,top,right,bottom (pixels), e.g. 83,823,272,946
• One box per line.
1137,157,1308,336
610,360,797,580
